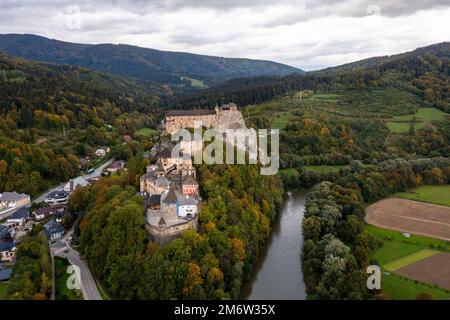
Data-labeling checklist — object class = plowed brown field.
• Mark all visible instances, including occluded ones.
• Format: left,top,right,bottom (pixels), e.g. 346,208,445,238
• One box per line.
365,198,450,241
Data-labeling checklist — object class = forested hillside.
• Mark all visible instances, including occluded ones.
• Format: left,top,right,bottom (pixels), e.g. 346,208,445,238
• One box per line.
167,42,449,112
74,162,284,299
0,53,158,196
0,34,301,92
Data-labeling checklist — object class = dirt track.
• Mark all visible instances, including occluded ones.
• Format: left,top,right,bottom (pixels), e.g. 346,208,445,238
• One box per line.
365,198,450,241
396,253,450,290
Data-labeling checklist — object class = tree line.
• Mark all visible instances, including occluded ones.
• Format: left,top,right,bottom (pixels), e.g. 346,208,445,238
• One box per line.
71,160,284,299
302,157,450,299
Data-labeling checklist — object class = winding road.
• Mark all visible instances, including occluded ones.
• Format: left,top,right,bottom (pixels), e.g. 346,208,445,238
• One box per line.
42,160,113,300
51,230,103,300
33,159,114,204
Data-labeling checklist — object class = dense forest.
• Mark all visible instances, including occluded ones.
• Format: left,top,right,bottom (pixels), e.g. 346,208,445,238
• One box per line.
0,53,158,196
72,160,284,299
302,157,450,299
0,34,300,92
1,41,449,301
5,226,52,300
166,42,449,113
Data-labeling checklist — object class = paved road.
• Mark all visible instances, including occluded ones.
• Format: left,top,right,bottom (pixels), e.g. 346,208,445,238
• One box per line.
51,230,103,300
33,159,114,204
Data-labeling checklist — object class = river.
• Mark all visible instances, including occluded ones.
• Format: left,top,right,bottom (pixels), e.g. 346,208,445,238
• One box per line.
240,190,308,300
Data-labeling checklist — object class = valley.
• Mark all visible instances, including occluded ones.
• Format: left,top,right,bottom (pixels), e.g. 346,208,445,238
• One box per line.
0,38,449,301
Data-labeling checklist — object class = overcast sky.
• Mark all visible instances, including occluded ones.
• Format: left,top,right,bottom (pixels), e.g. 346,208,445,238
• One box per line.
0,0,449,70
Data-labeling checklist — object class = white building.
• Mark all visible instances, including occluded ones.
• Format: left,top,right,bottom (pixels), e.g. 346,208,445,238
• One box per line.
64,177,90,193
6,207,30,227
0,192,30,211
177,195,199,218
45,191,70,205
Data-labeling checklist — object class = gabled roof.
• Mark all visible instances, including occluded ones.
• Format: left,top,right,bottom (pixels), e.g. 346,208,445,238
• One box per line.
107,160,126,170
8,207,29,220
162,186,178,204
177,195,198,206
0,268,13,281
0,192,29,202
33,204,65,216
44,222,64,238
0,225,9,239
44,219,58,229
155,176,170,188
46,190,70,200
0,242,16,252
182,175,198,186
147,194,161,208
67,177,89,188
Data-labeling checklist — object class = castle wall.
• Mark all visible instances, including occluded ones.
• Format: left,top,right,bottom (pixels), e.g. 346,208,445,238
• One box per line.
145,217,198,245
166,114,217,134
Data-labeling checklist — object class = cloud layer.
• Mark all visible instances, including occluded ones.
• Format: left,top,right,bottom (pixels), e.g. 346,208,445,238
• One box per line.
0,0,449,70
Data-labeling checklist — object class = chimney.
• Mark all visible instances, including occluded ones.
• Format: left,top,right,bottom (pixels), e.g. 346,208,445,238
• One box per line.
70,180,74,193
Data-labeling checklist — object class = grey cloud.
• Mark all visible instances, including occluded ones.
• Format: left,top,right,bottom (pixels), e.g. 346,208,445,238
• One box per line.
0,0,448,71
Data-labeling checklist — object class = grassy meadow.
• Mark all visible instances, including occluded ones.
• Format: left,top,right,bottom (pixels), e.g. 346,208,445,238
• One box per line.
393,185,450,207
366,225,450,299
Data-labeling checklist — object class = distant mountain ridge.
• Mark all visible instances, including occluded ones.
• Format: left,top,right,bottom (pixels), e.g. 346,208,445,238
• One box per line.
0,34,302,92
318,42,450,73
167,42,450,110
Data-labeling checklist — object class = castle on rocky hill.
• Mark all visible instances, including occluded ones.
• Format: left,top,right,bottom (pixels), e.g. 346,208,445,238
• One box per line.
140,149,199,244
164,103,246,134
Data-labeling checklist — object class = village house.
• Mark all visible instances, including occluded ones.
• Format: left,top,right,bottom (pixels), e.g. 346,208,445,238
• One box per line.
0,225,11,242
95,146,110,157
64,177,90,193
105,160,127,174
0,242,16,262
44,219,65,241
79,157,90,170
33,204,65,221
0,223,17,237
45,190,70,205
0,192,30,212
7,207,30,227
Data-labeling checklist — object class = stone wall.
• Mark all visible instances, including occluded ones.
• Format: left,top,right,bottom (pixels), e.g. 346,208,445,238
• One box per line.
145,217,198,245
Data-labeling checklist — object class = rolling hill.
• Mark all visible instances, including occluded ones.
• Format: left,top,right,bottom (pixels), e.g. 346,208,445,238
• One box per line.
0,34,301,92
167,42,449,110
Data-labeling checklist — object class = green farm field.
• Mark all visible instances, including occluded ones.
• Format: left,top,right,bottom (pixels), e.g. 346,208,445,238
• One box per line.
382,273,450,300
135,127,158,137
383,249,438,271
393,185,450,207
366,225,450,299
387,108,448,133
305,165,345,173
